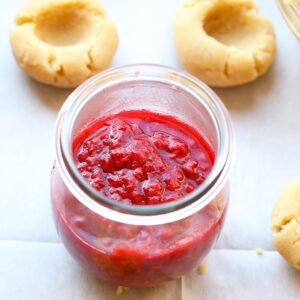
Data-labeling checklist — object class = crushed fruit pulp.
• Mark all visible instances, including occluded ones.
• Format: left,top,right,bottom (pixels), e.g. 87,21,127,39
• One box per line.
73,110,214,205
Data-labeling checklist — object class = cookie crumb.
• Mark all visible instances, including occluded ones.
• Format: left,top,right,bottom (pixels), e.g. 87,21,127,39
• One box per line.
197,263,206,275
116,286,129,296
255,247,264,256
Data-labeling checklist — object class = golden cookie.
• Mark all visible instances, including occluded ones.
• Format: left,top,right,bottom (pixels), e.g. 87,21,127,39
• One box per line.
10,0,118,88
271,177,300,270
173,0,276,87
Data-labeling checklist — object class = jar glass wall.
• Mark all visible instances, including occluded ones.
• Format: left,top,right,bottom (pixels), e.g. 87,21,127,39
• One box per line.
51,64,234,287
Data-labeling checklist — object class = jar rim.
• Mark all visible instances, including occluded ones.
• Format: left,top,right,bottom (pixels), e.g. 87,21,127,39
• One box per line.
54,63,234,225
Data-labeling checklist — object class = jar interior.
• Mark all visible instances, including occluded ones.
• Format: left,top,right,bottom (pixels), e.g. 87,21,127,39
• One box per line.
71,79,219,154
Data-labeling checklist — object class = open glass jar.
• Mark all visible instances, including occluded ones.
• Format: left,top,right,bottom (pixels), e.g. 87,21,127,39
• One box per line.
51,64,234,287
277,0,300,40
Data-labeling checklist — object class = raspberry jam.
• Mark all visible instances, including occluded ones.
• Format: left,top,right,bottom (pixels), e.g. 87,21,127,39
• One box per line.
73,110,214,205
51,109,227,287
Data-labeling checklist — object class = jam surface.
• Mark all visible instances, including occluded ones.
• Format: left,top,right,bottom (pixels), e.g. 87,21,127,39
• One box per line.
74,110,214,205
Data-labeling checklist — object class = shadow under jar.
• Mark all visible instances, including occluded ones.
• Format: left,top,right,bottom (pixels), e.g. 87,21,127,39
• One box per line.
51,64,234,287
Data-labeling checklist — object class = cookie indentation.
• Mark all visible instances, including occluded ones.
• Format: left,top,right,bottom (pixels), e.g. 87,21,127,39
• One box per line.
35,5,95,47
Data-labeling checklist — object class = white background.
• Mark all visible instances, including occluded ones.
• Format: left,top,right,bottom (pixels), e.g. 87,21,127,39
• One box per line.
1,0,300,299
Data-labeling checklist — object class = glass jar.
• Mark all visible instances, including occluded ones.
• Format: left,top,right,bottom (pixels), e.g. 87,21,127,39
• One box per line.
51,64,234,287
277,0,300,40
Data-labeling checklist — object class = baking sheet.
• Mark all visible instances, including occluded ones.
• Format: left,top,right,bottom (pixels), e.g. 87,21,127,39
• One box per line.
1,241,300,300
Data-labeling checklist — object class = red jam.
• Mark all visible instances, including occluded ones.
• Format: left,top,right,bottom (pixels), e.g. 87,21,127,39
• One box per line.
73,110,214,205
51,110,227,287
